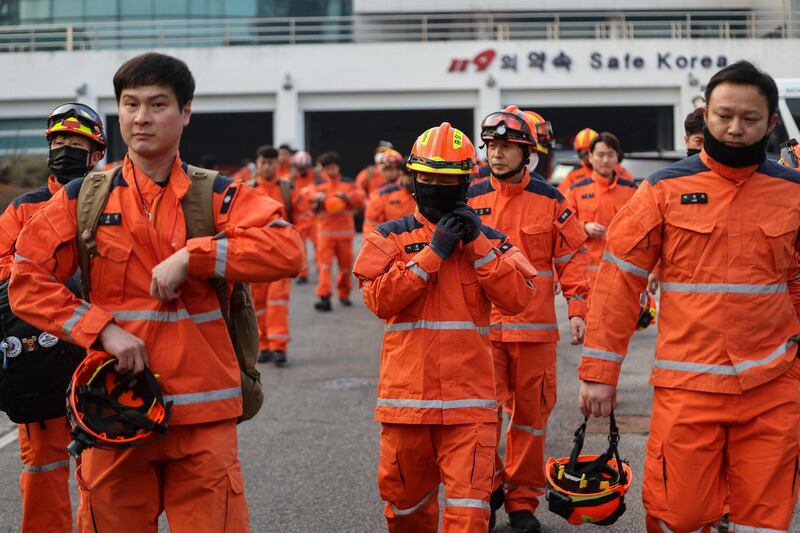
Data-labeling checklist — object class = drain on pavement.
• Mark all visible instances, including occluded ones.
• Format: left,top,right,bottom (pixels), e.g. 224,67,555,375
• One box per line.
319,377,378,391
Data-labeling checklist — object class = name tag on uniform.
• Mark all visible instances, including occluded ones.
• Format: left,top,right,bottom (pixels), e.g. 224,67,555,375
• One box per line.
405,242,428,253
681,192,708,204
581,193,594,199
557,208,573,223
476,207,492,216
98,213,122,225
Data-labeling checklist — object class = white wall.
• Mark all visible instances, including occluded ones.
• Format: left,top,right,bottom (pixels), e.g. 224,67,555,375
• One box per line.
2,38,799,152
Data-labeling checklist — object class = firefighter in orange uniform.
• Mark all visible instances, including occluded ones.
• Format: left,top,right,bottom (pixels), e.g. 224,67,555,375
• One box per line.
276,143,293,179
290,150,318,284
579,61,800,533
0,103,104,533
249,145,302,367
363,149,415,234
557,128,598,194
354,122,536,533
9,52,304,533
564,132,637,290
468,106,590,532
356,141,393,195
303,151,365,311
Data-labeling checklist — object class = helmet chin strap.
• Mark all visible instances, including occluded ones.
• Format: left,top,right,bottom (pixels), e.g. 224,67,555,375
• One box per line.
491,148,530,181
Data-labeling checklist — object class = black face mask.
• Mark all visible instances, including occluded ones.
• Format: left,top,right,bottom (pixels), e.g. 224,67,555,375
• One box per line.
686,148,701,158
48,145,91,184
413,178,468,223
702,126,767,168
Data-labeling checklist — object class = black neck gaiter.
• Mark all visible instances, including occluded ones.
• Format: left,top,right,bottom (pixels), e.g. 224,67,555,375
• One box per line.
413,178,468,223
702,126,767,168
686,148,701,158
48,145,90,184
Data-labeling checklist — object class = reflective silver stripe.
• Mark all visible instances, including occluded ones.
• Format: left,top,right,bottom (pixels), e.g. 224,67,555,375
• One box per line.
727,523,786,533
587,265,600,271
405,262,429,282
602,251,649,278
389,487,438,516
567,295,586,302
21,459,70,473
473,251,496,268
491,323,558,331
583,347,624,363
268,219,290,227
269,333,290,339
445,498,490,510
255,309,266,317
267,300,288,306
377,398,496,409
554,251,576,264
112,308,223,324
658,521,675,533
214,237,228,278
384,320,489,335
13,253,30,263
164,386,241,406
654,341,793,376
63,300,90,340
660,282,787,294
536,270,554,277
510,424,545,436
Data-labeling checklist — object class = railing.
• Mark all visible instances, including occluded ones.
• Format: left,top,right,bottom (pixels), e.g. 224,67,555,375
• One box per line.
0,10,798,53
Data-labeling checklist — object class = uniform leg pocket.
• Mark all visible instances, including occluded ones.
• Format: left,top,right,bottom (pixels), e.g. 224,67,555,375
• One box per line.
378,438,406,503
470,426,496,497
541,366,557,416
75,463,100,533
642,437,668,512
224,464,249,533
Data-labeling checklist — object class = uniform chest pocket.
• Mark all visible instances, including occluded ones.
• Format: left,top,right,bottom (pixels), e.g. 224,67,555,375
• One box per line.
663,213,715,277
521,222,553,263
760,218,799,273
91,240,133,304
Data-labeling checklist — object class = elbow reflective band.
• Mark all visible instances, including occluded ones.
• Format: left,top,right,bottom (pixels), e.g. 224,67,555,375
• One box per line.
473,251,496,268
63,300,91,340
405,261,429,281
268,218,291,227
582,347,625,363
112,308,223,324
601,251,648,278
554,251,576,264
654,340,795,376
659,282,787,294
214,237,228,278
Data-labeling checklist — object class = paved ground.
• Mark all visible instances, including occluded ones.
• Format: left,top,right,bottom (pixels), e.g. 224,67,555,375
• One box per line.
0,237,798,532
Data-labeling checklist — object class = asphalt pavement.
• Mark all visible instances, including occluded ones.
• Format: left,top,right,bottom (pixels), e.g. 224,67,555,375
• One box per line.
0,236,798,532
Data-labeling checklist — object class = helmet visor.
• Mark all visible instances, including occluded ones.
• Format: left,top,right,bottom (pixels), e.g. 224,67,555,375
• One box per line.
480,112,533,143
407,154,474,173
48,103,103,130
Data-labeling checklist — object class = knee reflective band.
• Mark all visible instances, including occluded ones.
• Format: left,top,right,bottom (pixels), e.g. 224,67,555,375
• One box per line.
65,351,172,457
545,412,632,526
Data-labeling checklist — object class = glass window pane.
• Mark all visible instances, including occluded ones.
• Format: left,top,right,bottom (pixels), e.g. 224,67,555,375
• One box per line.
0,118,41,132
53,0,84,22
189,0,224,18
155,0,189,17
85,0,117,19
19,0,52,23
121,0,154,18
225,0,257,18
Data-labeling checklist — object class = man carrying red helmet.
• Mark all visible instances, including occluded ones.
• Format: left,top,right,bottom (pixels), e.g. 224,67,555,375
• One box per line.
363,149,416,235
355,122,536,533
290,150,318,284
0,102,104,533
467,105,590,533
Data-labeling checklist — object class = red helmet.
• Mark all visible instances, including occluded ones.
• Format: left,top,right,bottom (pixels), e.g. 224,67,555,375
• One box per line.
524,110,554,154
45,102,106,153
480,105,538,151
66,352,171,457
636,291,657,330
380,148,405,168
779,139,800,169
546,412,632,526
407,122,477,176
573,128,599,152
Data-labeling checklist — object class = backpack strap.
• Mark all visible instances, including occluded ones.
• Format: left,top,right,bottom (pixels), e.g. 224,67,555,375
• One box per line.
278,179,293,224
181,164,218,240
76,167,120,300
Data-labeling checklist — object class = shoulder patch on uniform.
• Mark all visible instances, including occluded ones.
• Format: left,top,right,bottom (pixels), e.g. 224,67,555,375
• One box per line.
377,214,424,238
569,177,594,190
758,159,800,184
479,224,506,241
466,179,495,199
617,178,638,189
557,207,573,223
524,177,562,200
647,154,709,184
64,176,86,200
379,184,401,196
220,186,237,214
12,185,52,208
212,174,234,194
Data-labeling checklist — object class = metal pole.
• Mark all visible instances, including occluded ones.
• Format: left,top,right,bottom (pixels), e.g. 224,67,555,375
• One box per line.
66,25,73,52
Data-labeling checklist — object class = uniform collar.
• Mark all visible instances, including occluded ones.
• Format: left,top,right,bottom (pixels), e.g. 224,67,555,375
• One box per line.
414,208,436,230
47,175,63,194
490,170,530,196
592,170,617,189
122,153,191,200
700,149,758,183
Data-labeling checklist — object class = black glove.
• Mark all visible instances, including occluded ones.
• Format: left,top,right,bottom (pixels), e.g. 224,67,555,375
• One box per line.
453,202,481,243
429,214,465,260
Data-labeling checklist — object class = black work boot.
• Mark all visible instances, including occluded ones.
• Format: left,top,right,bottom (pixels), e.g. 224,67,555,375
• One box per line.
257,349,273,363
295,276,308,285
314,296,332,312
339,296,353,306
272,350,287,367
488,487,505,531
508,510,541,533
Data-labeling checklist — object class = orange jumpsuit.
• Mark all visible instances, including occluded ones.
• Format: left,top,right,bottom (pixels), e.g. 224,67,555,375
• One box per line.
291,167,319,279
558,163,634,195
578,151,800,533
565,170,637,289
355,164,386,195
0,177,73,533
354,211,536,533
10,156,304,532
363,182,416,235
302,172,365,299
250,176,303,353
467,172,590,514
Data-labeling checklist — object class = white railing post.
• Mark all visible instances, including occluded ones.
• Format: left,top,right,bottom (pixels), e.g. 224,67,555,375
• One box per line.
421,15,427,42
686,14,691,39
66,25,73,51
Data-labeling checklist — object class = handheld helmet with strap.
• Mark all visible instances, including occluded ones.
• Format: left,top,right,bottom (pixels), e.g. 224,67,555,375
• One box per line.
545,412,632,526
779,138,800,169
636,290,657,330
45,102,106,154
66,351,172,457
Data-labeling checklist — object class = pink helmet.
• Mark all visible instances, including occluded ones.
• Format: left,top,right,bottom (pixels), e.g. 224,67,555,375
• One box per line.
291,150,312,169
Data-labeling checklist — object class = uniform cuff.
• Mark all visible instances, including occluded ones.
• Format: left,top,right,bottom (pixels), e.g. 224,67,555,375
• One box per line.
567,298,589,318
578,357,621,386
412,246,443,275
73,305,115,349
186,236,218,279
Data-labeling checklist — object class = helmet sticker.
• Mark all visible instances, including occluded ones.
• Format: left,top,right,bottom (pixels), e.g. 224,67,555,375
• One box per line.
3,336,21,358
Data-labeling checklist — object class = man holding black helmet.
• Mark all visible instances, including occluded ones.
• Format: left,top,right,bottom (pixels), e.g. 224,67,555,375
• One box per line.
354,122,536,533
0,102,104,533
